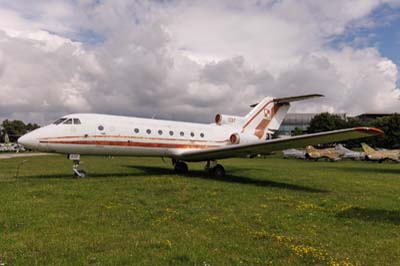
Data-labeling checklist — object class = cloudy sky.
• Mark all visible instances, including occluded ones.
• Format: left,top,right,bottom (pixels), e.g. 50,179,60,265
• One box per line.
0,0,399,124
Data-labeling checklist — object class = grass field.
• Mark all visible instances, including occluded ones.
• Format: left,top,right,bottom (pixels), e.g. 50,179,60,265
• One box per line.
0,155,399,265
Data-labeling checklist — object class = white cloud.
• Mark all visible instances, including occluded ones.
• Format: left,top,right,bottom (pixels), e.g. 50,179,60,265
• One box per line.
0,0,398,125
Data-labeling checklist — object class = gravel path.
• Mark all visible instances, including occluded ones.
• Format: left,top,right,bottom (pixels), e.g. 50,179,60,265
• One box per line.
0,153,55,159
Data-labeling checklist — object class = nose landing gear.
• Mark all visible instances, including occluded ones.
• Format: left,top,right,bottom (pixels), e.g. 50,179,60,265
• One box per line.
73,160,86,178
69,154,86,178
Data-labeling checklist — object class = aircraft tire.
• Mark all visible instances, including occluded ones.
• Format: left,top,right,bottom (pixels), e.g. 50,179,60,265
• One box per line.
174,162,188,174
74,170,87,178
212,164,225,178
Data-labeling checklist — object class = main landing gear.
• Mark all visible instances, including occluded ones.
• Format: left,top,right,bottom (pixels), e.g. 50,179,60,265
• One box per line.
172,159,226,177
69,154,86,178
205,160,226,178
174,160,189,174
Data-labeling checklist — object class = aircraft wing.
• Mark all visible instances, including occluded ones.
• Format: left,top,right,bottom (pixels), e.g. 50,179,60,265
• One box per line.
177,127,383,162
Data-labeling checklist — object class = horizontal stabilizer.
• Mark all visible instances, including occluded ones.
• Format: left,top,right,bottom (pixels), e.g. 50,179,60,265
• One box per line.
273,94,324,103
250,94,323,107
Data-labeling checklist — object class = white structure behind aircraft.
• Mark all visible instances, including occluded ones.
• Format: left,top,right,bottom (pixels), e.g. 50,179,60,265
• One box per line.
18,94,383,177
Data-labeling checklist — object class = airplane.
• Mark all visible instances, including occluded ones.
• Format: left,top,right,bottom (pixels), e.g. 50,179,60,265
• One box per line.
283,148,306,159
285,144,364,161
305,145,345,161
361,143,400,162
4,133,11,150
18,94,383,178
335,144,365,160
0,133,21,152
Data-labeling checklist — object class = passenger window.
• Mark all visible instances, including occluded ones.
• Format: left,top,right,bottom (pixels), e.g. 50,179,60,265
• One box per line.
169,131,174,136
64,119,73,125
200,133,205,138
134,128,139,133
73,118,81,125
180,131,184,137
98,125,104,131
146,129,151,134
158,130,163,135
190,132,195,137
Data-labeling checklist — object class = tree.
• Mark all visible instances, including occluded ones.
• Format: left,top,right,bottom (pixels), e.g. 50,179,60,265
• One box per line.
370,114,400,148
291,127,303,136
307,113,348,133
1,120,40,142
26,123,40,132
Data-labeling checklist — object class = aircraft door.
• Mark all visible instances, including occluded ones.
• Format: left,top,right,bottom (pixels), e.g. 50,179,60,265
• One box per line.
95,124,107,151
97,124,106,136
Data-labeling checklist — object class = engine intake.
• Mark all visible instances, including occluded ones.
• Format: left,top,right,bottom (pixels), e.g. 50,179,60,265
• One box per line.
230,133,240,144
228,133,259,145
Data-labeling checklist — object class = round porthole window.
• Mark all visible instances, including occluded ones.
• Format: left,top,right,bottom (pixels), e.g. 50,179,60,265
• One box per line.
98,125,104,131
134,128,139,133
146,129,151,134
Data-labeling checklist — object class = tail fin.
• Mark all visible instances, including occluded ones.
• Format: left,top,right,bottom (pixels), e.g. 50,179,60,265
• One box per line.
335,144,351,152
4,133,10,144
306,145,317,153
241,94,323,139
361,143,376,154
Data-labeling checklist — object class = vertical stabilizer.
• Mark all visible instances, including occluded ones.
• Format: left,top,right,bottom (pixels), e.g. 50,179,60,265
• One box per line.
241,94,323,139
4,133,10,144
361,143,376,155
241,97,289,139
306,145,317,153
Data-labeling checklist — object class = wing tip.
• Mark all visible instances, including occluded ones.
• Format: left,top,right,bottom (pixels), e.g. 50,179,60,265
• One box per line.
355,127,384,135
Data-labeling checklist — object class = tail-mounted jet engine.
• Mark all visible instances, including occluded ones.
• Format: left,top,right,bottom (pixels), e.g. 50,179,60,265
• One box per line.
229,132,262,145
215,114,246,126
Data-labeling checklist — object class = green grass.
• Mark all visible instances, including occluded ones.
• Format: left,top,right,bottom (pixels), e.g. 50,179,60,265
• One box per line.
0,155,399,265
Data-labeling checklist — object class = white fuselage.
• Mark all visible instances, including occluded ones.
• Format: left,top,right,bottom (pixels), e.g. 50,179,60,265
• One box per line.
18,113,260,159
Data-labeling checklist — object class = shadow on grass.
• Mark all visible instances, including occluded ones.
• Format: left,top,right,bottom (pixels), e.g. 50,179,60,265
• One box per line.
21,165,327,193
127,165,328,193
337,207,400,225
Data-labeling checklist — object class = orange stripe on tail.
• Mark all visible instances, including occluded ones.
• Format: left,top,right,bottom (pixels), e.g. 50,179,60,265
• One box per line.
254,104,281,139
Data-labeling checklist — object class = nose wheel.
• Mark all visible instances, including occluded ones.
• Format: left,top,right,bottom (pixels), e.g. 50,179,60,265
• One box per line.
69,154,87,178
73,160,86,178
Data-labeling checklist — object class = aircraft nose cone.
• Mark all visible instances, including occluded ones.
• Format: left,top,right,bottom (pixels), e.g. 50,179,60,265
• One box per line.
18,133,39,150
